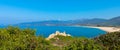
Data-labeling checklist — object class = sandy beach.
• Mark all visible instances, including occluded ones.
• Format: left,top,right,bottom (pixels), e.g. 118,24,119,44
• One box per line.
88,26,120,32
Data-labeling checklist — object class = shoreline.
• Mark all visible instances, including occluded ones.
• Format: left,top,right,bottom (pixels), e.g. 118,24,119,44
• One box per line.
83,26,120,32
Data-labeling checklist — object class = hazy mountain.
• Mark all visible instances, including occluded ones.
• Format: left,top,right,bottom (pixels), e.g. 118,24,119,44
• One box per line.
104,16,120,26
16,16,120,26
17,20,73,26
73,18,107,25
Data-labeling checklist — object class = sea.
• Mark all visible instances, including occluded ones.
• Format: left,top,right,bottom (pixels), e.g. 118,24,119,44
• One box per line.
0,26,106,38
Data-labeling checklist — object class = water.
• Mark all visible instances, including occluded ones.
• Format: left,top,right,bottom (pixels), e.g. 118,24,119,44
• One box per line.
0,26,106,38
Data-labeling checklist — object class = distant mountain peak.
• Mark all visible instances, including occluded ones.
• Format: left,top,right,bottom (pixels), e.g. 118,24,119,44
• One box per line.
110,16,120,20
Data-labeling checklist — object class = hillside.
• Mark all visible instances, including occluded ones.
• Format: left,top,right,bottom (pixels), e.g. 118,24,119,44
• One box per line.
16,16,120,26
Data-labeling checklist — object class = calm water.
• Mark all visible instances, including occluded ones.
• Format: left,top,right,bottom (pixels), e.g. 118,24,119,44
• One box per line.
0,26,106,38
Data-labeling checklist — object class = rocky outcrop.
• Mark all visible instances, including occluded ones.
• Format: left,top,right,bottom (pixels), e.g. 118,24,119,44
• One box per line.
46,31,71,40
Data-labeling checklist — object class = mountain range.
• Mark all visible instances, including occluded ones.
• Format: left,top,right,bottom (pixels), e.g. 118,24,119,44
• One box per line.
17,16,120,26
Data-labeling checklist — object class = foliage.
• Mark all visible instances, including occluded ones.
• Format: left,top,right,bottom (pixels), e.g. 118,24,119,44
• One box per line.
0,26,51,50
49,35,74,47
95,32,120,50
63,38,103,50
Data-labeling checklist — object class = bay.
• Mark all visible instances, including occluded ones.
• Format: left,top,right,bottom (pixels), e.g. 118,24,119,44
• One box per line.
0,26,106,38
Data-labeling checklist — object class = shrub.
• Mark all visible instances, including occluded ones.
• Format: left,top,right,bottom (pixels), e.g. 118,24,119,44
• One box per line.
95,32,120,50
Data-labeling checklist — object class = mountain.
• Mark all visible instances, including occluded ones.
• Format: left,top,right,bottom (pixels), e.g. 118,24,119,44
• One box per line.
73,18,107,25
105,16,120,26
16,16,120,26
16,20,73,26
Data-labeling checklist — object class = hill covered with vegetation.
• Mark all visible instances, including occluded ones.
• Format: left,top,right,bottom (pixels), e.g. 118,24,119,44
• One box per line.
0,26,120,50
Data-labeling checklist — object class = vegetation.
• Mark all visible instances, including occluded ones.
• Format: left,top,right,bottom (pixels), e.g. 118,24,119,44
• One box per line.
95,32,120,50
64,38,103,50
0,26,120,50
0,26,52,50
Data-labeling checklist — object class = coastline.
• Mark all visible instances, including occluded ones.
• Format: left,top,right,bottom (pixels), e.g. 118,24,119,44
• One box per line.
83,26,120,32
58,25,120,32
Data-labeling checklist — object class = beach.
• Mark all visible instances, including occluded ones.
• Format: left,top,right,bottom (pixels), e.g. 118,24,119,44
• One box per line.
89,26,120,32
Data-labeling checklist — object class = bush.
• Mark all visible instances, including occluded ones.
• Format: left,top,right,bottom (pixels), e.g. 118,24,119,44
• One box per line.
0,26,51,50
95,32,120,50
64,38,103,50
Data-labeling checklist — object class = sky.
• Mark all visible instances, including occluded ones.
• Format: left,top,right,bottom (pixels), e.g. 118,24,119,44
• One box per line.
0,0,120,25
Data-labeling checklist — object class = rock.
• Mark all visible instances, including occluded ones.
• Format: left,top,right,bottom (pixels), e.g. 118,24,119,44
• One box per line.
46,31,71,40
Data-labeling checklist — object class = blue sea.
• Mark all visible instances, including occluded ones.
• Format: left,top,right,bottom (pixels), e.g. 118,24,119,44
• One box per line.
0,26,106,38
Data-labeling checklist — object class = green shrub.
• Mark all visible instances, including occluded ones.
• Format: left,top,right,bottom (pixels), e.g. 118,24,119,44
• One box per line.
95,32,120,50
64,38,103,50
0,26,51,50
